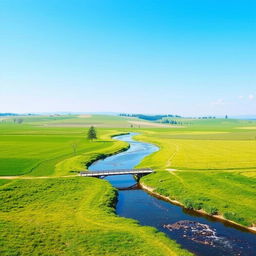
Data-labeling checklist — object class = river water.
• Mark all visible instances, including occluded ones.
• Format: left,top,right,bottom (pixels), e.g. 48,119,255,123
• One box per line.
89,133,256,256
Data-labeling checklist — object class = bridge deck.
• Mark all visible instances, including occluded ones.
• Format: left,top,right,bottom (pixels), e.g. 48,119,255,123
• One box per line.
80,168,153,177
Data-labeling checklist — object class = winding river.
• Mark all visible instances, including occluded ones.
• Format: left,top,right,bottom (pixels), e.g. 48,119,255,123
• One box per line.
89,133,256,256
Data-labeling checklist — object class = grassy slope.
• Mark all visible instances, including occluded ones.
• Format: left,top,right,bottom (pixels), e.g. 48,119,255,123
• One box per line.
0,115,192,255
0,124,128,176
136,121,256,170
1,114,177,128
141,170,256,227
37,114,134,127
0,114,164,176
136,119,256,227
0,178,191,256
1,115,256,255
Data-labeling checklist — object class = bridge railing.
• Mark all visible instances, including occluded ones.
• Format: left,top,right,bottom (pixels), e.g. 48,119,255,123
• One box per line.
80,168,153,177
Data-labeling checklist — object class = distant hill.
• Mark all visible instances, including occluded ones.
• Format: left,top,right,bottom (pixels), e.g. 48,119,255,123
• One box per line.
120,114,182,121
231,115,256,120
0,113,19,116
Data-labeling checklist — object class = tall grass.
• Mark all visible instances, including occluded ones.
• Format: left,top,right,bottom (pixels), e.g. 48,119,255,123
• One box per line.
0,178,192,256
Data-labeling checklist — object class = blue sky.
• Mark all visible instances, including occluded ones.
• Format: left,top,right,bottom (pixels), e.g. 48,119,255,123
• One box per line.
1,0,255,116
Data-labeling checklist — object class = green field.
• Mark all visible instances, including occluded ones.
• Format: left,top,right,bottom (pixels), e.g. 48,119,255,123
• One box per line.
0,115,256,255
0,178,190,256
1,114,168,128
0,114,171,177
136,119,256,227
138,130,256,170
141,170,256,226
0,115,192,255
0,124,128,176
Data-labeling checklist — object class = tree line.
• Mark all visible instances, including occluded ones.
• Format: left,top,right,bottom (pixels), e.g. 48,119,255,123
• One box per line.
120,113,182,121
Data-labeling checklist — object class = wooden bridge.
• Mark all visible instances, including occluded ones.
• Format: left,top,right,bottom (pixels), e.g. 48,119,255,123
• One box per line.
80,168,153,179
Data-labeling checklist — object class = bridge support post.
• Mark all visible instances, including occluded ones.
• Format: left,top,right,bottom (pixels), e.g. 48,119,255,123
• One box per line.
135,173,144,181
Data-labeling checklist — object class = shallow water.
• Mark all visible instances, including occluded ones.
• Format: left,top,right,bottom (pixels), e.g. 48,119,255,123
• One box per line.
89,133,256,256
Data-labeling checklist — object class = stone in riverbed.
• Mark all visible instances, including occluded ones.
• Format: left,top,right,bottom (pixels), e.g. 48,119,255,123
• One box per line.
163,220,218,245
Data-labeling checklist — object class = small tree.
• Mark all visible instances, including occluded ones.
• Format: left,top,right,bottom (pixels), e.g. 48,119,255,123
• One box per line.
13,118,23,124
72,143,77,155
87,126,97,140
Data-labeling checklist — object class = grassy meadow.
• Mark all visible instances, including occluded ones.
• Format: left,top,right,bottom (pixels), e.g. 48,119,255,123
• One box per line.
136,119,256,228
0,114,176,177
0,115,192,255
0,124,128,176
0,178,190,256
141,170,256,227
136,120,256,170
0,114,256,255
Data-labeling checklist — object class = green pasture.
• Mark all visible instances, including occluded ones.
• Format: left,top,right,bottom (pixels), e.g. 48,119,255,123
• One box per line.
136,120,256,170
0,123,128,176
0,114,160,128
141,170,256,227
0,114,256,255
136,118,256,227
137,137,256,170
40,114,133,127
0,178,191,256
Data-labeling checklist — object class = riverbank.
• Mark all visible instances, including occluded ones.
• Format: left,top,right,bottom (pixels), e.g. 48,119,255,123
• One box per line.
140,181,256,234
84,140,130,169
0,129,193,256
134,129,256,231
0,134,130,179
0,177,193,256
1,119,256,255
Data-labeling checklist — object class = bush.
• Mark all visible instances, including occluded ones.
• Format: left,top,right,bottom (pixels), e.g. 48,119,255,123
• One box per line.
209,207,218,215
224,212,248,226
184,199,194,209
193,202,203,210
156,188,169,197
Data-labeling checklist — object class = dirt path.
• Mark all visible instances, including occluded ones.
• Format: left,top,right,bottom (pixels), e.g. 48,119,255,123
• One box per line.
0,174,79,180
166,143,180,167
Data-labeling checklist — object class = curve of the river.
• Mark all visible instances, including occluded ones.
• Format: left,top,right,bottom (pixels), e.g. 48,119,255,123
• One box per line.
89,133,256,256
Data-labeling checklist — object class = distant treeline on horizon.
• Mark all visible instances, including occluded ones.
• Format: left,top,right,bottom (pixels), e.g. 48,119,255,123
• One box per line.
0,113,19,116
0,113,36,117
119,113,182,121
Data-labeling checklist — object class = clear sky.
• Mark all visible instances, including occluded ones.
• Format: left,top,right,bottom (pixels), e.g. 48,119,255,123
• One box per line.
1,0,255,116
